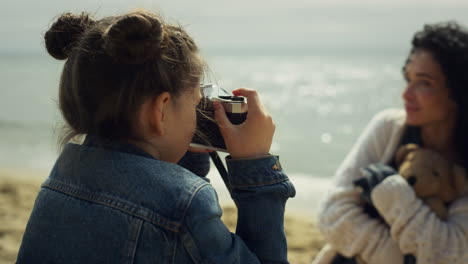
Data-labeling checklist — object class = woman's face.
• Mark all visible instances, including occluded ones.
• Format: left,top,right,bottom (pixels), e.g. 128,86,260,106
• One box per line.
402,49,457,127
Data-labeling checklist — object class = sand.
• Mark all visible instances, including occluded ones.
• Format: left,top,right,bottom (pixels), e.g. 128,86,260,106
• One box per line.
0,169,325,264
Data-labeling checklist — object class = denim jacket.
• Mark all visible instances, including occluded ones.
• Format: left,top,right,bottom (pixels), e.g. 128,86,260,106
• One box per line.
17,136,295,264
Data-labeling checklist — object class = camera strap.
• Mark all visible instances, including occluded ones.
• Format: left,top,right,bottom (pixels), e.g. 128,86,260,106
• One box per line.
209,152,232,196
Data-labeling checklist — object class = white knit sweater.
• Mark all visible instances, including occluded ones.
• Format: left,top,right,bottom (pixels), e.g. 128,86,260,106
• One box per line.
316,108,468,264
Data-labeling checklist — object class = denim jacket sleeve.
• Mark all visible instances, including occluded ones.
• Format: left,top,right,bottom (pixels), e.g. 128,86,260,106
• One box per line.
181,155,295,264
178,152,211,177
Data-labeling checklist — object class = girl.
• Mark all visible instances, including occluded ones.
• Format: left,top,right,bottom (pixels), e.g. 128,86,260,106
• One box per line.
17,10,295,264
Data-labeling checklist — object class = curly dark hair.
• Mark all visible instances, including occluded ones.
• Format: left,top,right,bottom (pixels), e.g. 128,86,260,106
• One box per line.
406,22,468,169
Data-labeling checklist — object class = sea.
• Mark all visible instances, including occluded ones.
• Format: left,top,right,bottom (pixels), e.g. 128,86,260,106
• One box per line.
0,51,406,213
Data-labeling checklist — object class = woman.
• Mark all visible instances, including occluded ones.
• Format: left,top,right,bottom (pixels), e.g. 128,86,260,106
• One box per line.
16,10,295,263
315,22,468,264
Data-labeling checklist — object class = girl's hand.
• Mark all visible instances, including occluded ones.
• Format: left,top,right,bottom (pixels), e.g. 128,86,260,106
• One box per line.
214,88,275,159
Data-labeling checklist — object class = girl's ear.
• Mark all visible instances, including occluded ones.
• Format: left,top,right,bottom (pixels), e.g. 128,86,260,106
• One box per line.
148,92,171,136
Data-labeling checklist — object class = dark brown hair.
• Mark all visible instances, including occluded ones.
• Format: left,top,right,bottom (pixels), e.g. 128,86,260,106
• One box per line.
404,21,468,169
45,10,205,146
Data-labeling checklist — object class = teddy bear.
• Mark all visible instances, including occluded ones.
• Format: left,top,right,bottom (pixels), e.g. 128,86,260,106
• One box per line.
312,144,466,264
395,143,466,220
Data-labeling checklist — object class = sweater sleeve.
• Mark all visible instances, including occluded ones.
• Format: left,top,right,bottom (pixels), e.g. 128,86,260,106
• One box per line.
372,175,468,264
317,109,404,264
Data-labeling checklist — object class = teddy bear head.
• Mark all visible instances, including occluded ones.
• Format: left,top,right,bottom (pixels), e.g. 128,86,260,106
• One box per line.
395,144,465,202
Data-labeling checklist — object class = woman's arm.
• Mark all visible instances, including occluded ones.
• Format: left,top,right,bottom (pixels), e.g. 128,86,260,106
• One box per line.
181,155,295,264
372,175,468,264
317,109,404,264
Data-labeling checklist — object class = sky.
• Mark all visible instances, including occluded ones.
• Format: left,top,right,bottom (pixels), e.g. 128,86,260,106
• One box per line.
2,0,468,54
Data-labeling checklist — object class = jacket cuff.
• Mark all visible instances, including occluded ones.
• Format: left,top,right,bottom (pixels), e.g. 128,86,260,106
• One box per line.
371,175,416,225
226,155,288,188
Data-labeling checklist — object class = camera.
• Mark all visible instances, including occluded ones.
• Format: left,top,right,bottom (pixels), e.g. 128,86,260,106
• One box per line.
191,84,248,152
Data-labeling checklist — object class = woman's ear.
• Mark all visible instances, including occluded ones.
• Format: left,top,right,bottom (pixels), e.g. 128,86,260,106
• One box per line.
148,92,171,136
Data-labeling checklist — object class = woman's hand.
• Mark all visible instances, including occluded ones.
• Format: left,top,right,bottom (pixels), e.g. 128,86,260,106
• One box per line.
354,163,398,205
214,88,275,159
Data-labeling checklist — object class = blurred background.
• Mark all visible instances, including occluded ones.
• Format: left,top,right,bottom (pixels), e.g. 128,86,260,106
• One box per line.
1,0,468,206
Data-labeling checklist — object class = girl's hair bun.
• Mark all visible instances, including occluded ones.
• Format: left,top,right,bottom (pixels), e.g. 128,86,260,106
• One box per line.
45,12,95,60
104,12,164,64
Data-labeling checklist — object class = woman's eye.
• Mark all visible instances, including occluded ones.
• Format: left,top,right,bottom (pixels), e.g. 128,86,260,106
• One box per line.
410,79,430,87
412,80,435,94
418,80,431,86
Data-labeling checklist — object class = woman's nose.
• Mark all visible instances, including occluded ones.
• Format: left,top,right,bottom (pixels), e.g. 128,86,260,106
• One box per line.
402,85,415,101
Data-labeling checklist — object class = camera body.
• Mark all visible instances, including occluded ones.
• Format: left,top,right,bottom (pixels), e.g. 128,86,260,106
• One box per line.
191,86,247,152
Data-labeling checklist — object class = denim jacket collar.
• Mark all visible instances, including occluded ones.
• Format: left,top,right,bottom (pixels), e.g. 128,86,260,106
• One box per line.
83,134,155,160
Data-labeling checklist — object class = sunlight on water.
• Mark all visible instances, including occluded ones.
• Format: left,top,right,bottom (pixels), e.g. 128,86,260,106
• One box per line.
0,52,405,177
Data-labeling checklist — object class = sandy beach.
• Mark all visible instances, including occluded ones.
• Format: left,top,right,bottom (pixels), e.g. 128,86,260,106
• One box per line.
0,169,326,264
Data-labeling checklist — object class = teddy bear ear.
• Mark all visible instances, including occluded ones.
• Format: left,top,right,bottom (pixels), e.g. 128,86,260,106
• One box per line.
453,165,467,195
395,144,419,167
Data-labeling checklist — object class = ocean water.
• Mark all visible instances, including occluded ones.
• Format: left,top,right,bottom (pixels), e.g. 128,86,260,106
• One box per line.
0,51,405,181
